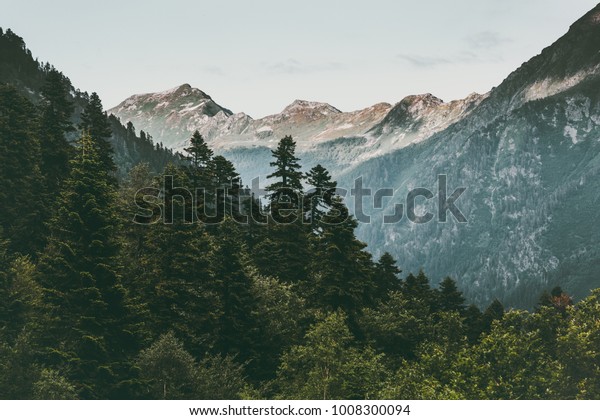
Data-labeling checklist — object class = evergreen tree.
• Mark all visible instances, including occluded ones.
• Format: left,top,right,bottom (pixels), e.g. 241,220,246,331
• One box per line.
210,155,240,223
482,299,504,333
373,252,402,301
80,92,115,175
139,164,219,356
403,270,435,310
254,136,309,284
0,254,47,399
212,219,258,367
463,304,484,343
38,69,74,194
304,164,336,228
184,130,213,170
266,135,304,212
182,131,215,221
37,134,136,398
0,84,46,252
313,196,374,315
436,277,466,313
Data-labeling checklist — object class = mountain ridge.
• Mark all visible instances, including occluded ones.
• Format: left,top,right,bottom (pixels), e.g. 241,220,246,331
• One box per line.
105,3,600,307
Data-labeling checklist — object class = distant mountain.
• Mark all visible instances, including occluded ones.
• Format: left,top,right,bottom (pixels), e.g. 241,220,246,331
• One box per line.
113,4,600,307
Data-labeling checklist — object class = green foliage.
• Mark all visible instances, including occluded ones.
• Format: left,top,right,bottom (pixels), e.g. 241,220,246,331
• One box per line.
136,332,197,399
195,354,248,400
38,69,74,194
266,135,304,208
557,289,600,398
37,134,138,398
80,92,115,175
373,252,402,302
276,311,386,399
312,197,375,315
33,369,78,400
305,164,337,228
458,311,563,399
0,84,46,253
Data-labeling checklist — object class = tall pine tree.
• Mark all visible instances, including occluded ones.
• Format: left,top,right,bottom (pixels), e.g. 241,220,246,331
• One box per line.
38,134,136,398
305,164,337,229
313,196,374,315
266,135,304,212
0,84,46,253
80,92,114,175
38,69,74,195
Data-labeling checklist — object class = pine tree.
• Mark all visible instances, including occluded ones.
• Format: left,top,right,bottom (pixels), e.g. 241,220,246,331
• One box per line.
313,196,374,315
210,155,240,223
403,269,434,310
266,135,304,213
80,92,115,175
463,304,484,343
183,131,214,221
212,219,258,367
184,130,213,170
38,69,74,195
482,299,504,333
436,277,466,313
254,135,309,284
373,252,402,301
305,164,336,228
37,134,136,398
139,164,219,356
0,84,46,253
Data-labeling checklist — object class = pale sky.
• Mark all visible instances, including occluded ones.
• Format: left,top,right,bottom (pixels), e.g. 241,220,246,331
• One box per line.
2,0,598,118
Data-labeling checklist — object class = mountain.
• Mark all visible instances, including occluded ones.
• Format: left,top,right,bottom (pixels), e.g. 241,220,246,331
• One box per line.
344,4,600,307
110,88,392,149
108,83,233,150
109,5,600,307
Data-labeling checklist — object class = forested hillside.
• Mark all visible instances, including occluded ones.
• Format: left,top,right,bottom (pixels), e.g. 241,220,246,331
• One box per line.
1,27,600,400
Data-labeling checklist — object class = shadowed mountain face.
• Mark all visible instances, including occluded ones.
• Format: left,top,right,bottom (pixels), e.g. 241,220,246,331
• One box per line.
109,5,600,307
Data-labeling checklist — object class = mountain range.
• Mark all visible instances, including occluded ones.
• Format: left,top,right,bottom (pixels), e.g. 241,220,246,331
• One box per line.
108,5,600,308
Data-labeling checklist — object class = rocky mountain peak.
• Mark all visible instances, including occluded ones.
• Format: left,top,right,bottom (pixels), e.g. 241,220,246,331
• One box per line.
282,99,342,115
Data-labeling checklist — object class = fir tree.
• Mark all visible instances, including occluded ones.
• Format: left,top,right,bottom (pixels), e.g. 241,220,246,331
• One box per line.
403,270,434,310
139,164,219,356
210,155,240,223
482,299,504,333
266,135,304,212
212,219,258,367
80,92,115,175
38,69,74,194
373,252,402,301
0,84,46,252
436,277,466,313
305,164,337,228
184,130,213,170
37,134,136,398
314,196,374,315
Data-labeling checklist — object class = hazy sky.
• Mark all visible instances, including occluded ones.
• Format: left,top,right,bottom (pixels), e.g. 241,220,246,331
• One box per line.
2,0,598,117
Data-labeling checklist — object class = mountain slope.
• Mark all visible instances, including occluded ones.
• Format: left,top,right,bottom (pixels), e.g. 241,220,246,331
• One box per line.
342,5,600,307
0,27,178,177
108,5,600,307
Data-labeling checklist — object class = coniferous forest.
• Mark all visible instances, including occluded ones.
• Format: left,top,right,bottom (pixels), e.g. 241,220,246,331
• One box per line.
1,27,600,400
